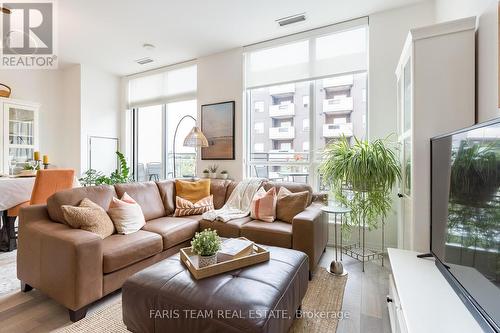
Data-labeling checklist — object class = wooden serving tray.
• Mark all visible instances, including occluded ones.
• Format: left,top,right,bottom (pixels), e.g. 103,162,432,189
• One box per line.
180,237,270,280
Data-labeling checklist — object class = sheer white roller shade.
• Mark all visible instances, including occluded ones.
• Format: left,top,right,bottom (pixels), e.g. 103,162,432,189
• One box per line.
244,18,368,88
127,64,197,108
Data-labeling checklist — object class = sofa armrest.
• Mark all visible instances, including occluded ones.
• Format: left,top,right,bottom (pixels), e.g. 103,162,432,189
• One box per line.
292,203,328,272
18,205,103,310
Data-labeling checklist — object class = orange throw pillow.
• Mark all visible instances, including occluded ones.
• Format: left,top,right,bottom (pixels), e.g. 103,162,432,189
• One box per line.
174,195,214,216
175,179,211,203
251,187,277,222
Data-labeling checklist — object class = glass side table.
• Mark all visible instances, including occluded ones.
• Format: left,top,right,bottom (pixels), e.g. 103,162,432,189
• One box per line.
321,205,351,276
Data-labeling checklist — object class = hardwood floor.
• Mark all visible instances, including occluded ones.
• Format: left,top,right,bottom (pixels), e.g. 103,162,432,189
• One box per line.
0,247,391,333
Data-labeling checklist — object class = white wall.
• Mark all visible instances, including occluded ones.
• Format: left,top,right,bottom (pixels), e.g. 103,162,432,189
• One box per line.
197,48,244,180
435,0,498,122
80,65,121,173
0,64,121,175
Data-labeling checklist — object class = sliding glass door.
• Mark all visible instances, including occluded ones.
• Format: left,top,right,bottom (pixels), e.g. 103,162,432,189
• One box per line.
133,100,197,181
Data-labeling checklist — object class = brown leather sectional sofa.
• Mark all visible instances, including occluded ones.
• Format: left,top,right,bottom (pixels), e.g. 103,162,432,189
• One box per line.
17,179,327,321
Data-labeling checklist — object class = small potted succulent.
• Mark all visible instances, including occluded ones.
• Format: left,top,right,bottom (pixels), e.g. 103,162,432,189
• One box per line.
220,170,228,179
209,164,218,179
202,169,210,178
191,229,221,268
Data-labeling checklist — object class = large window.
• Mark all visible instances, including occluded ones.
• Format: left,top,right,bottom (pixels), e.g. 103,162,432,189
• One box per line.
245,19,368,189
128,63,197,181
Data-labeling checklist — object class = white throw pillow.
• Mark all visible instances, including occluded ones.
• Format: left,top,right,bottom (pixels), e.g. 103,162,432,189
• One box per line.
107,192,145,234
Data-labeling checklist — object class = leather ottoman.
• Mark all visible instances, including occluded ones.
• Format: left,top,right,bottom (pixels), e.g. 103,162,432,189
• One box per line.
122,246,309,333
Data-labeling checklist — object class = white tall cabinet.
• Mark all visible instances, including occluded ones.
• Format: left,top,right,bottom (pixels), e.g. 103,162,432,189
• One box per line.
395,17,476,252
0,98,40,175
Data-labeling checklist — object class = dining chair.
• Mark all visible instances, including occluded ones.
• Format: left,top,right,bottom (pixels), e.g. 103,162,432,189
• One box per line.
2,169,75,251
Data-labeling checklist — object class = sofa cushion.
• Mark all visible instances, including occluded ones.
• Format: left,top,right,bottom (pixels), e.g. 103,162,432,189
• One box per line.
209,179,232,209
61,198,115,238
156,180,176,215
142,216,199,249
47,185,116,224
175,179,211,203
102,230,162,273
174,195,214,217
240,220,292,248
108,193,146,234
199,217,252,238
225,181,238,202
263,181,313,205
276,187,309,223
114,182,165,221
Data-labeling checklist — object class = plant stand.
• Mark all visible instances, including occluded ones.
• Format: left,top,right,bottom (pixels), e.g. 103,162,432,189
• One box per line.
340,215,385,272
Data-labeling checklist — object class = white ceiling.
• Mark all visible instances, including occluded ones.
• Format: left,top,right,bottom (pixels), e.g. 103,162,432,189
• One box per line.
58,0,427,76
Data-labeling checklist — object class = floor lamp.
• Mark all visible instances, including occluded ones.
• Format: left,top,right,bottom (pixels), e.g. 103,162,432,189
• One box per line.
172,115,208,178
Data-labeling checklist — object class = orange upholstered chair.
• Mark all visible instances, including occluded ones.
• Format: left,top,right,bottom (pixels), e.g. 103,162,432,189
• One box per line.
3,169,75,251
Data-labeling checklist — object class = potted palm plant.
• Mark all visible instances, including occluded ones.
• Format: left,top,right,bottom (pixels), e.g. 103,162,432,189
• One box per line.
191,229,221,268
320,136,401,231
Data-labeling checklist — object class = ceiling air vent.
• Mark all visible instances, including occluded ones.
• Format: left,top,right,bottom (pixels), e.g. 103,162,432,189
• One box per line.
135,57,154,65
276,13,306,27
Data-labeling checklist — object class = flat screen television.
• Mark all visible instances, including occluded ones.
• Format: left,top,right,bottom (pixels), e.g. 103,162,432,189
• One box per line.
431,119,500,332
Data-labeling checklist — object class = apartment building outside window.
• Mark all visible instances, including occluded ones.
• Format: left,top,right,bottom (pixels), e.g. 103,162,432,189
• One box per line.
127,63,197,181
244,19,368,189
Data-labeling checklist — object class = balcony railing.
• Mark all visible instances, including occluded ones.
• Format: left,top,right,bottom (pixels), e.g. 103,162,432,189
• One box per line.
269,126,295,140
323,97,353,114
269,103,295,118
269,83,295,95
268,149,295,160
323,123,353,138
323,75,354,89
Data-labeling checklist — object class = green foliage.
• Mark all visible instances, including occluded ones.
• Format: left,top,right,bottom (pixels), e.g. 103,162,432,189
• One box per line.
79,151,133,186
320,135,401,230
203,169,209,173
191,229,221,256
209,164,218,173
220,170,228,174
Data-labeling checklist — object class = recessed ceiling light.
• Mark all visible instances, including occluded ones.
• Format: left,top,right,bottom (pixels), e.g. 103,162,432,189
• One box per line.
276,13,306,27
143,43,155,51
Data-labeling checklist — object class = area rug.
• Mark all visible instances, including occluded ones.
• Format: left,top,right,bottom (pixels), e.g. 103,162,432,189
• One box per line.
55,268,347,333
0,250,18,295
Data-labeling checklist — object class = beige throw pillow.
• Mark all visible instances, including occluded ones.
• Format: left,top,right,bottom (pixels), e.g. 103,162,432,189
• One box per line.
276,187,309,223
61,198,115,239
108,192,146,234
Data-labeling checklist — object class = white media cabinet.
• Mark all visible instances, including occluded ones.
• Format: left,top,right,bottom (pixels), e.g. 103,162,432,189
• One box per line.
387,248,482,333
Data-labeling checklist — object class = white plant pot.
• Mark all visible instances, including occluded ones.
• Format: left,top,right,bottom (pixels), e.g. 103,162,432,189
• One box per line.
209,173,217,179
198,253,217,268
202,173,210,178
220,174,228,179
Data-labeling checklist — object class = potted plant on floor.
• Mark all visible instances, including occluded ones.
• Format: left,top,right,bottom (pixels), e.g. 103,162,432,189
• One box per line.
320,136,401,231
209,164,218,179
220,170,228,179
191,229,221,268
202,169,210,178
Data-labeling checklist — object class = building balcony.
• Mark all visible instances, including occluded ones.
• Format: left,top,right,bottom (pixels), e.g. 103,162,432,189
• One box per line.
269,103,295,118
268,149,295,160
323,97,353,114
323,75,354,89
269,83,295,95
323,123,353,138
269,126,295,140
